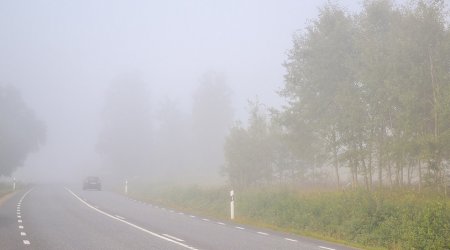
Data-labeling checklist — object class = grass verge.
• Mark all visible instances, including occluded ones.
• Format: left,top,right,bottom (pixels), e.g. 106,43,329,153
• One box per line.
126,183,450,250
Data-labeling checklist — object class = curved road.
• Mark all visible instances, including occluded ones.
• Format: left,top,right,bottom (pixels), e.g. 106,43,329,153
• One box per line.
0,185,357,250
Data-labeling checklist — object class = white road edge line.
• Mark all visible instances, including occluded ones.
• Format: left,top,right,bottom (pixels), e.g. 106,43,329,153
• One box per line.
162,233,185,242
257,232,269,236
65,187,198,250
319,246,336,250
284,238,297,242
115,215,126,220
19,188,34,203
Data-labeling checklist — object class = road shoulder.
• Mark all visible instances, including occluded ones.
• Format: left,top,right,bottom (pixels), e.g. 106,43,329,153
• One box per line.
0,191,17,207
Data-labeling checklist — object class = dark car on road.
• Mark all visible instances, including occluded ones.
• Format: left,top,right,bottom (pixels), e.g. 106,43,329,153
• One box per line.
83,176,102,191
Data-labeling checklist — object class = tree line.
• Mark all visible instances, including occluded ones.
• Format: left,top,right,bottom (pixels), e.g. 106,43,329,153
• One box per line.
223,0,450,193
97,72,233,181
0,85,45,176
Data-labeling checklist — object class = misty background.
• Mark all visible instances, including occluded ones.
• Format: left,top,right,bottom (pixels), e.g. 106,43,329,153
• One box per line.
0,0,359,183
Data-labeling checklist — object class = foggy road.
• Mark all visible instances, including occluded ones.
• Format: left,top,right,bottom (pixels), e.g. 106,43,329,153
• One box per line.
0,186,356,250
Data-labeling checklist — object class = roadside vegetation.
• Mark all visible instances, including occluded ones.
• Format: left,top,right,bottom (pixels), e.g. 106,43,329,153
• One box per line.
222,0,450,194
0,182,13,198
129,184,450,250
124,1,450,249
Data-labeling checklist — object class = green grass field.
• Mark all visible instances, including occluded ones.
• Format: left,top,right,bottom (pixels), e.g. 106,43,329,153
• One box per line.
127,183,450,250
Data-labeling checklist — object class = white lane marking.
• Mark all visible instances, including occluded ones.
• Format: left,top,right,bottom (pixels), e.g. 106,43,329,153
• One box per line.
17,215,21,218
23,240,30,245
189,215,196,218
162,234,185,242
285,238,297,242
21,232,26,236
319,246,335,250
19,225,24,229
235,226,245,230
65,188,198,250
18,220,22,223
202,218,209,222
115,215,126,220
257,232,269,236
178,212,184,215
217,222,225,225
19,188,33,203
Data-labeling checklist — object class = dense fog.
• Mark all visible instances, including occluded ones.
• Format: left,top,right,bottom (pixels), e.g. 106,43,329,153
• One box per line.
1,1,360,184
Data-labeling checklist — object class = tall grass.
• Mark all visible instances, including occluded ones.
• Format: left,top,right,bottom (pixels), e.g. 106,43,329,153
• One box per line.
129,184,450,249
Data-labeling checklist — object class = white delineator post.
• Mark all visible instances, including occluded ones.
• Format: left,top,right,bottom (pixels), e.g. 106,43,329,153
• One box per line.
230,190,235,220
125,179,128,195
13,178,16,191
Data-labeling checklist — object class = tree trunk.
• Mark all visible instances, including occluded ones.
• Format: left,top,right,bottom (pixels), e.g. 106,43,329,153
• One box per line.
378,139,383,189
332,130,340,189
418,160,422,193
388,160,393,187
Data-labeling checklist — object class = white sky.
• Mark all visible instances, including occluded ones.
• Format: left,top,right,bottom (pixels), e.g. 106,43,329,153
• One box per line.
0,0,362,182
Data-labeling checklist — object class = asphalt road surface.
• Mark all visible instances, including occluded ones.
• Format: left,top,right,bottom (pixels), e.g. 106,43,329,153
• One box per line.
0,185,357,250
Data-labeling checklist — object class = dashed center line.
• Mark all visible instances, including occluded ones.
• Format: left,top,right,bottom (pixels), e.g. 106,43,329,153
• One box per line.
189,215,196,218
202,218,210,222
217,222,225,225
257,232,269,236
235,226,245,230
16,189,34,247
284,238,298,242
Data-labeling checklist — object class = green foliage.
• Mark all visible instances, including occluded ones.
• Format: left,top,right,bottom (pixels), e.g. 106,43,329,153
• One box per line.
275,0,450,190
134,185,450,249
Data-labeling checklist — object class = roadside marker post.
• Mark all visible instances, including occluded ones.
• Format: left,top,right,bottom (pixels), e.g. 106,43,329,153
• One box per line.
125,179,128,195
13,178,16,191
230,190,235,220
